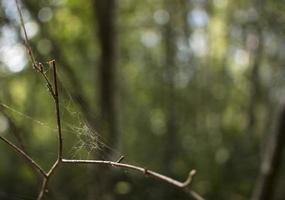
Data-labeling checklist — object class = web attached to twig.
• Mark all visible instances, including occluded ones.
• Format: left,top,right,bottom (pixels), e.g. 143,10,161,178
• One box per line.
8,0,121,161
57,76,121,159
0,97,120,161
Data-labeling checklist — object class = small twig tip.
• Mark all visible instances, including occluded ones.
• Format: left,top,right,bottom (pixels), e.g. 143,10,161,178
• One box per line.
48,59,56,65
190,169,196,176
116,156,124,163
182,169,197,188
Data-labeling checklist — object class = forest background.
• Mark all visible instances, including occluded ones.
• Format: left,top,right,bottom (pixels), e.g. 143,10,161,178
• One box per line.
0,0,285,199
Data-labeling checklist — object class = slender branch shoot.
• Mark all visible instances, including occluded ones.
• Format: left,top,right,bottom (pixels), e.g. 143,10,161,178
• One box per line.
116,155,125,163
62,159,195,189
15,0,37,66
0,136,47,177
51,60,63,160
37,178,48,200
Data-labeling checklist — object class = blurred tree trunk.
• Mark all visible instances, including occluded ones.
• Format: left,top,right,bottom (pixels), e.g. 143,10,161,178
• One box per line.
179,0,191,41
89,0,118,199
246,25,263,136
251,105,285,200
92,0,118,155
162,0,180,172
246,0,266,138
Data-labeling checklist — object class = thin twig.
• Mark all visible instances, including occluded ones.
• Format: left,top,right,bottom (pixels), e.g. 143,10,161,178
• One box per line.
188,190,205,200
36,61,63,199
51,60,63,160
0,136,47,177
36,160,61,200
15,0,55,99
62,159,195,188
15,0,37,66
47,159,60,177
0,107,26,151
15,1,64,198
116,155,124,163
61,159,203,200
37,178,48,200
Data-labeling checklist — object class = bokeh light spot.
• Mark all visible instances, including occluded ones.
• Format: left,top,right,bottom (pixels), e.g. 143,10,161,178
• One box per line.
38,7,53,22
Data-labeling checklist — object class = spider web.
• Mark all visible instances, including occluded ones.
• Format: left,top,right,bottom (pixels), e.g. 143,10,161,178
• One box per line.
58,75,121,160
0,83,121,161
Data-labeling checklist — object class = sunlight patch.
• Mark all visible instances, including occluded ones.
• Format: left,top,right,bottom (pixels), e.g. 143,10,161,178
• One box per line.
153,9,169,25
140,30,161,48
23,21,39,39
188,8,208,28
189,30,208,57
38,7,53,22
1,44,27,73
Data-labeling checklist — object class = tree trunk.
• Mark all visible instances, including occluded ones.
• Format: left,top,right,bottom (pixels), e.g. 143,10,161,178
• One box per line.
92,0,118,156
162,0,179,172
251,105,285,200
247,25,263,136
89,1,118,199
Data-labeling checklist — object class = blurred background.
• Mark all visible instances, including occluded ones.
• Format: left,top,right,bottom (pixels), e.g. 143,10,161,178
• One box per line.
0,0,285,199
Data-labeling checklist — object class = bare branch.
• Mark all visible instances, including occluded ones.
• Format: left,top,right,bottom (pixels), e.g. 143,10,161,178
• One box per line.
51,60,63,160
36,60,63,199
47,159,60,177
0,136,47,177
0,107,26,151
188,190,206,200
15,0,37,66
37,178,48,200
14,2,63,198
61,159,203,200
62,159,196,189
